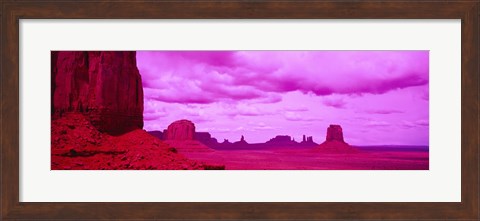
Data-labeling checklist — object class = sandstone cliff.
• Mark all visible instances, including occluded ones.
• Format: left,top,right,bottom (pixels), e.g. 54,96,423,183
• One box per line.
51,51,143,135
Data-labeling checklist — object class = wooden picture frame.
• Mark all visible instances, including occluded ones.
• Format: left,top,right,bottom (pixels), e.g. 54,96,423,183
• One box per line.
1,1,478,220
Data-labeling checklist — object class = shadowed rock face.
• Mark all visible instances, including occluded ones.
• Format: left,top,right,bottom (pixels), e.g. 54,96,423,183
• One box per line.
165,119,195,141
326,124,344,142
51,51,143,135
195,132,218,145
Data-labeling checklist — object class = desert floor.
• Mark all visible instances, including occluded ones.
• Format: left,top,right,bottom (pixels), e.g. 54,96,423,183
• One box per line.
181,148,429,170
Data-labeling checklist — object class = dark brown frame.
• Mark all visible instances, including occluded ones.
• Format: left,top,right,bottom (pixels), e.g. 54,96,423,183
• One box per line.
1,1,478,220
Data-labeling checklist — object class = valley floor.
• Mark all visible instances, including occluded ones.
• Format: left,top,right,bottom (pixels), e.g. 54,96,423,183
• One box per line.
180,148,429,170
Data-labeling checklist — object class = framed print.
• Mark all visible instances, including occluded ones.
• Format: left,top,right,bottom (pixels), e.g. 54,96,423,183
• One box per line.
1,1,478,220
50,50,429,171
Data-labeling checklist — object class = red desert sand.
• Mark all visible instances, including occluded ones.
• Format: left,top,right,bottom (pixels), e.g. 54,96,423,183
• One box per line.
52,115,428,170
51,113,224,170
150,120,428,170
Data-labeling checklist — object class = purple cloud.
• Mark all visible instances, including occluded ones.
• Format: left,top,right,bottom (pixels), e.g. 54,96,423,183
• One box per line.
138,51,429,104
284,112,322,122
322,97,347,109
284,106,309,112
363,109,404,114
401,120,429,128
138,51,429,145
366,121,391,127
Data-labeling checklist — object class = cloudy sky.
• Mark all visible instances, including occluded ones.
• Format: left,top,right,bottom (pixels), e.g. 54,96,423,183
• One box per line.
137,51,429,145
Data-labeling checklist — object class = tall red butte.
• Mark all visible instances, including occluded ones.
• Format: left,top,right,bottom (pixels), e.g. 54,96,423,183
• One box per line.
315,124,358,153
51,51,143,135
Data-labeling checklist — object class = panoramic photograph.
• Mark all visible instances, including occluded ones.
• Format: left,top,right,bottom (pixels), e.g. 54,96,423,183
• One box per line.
51,51,429,170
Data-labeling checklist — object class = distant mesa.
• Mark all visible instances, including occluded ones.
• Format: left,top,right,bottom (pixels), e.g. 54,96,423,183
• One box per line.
195,132,219,146
234,135,248,145
263,135,316,147
165,119,195,141
267,135,292,143
301,135,315,144
315,124,357,153
149,123,318,150
218,133,317,150
148,122,318,151
152,120,213,153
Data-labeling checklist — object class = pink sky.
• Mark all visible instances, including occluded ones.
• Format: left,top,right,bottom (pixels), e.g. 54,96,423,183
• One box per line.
137,51,429,145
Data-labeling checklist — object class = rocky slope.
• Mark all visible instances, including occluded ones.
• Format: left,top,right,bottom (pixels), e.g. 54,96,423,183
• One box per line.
51,113,223,169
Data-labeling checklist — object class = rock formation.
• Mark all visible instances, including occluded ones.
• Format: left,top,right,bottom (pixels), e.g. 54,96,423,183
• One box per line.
267,135,294,143
162,120,214,152
148,129,321,150
164,120,195,140
299,135,316,147
261,135,318,148
194,132,218,146
234,135,248,145
302,135,314,143
316,124,357,153
51,51,143,135
148,130,219,147
148,130,164,140
266,135,298,146
326,124,344,142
